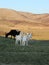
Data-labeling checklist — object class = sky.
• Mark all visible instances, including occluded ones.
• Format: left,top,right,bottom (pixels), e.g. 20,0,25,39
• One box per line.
0,0,49,14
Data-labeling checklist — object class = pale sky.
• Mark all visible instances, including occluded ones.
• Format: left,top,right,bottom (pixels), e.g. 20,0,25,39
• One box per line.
0,0,49,14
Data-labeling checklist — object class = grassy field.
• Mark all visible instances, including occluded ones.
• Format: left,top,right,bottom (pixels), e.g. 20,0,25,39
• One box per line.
0,36,49,65
0,26,49,40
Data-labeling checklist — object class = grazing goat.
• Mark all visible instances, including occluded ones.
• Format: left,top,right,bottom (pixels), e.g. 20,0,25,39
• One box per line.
15,32,32,46
5,30,20,39
22,33,32,46
15,32,23,45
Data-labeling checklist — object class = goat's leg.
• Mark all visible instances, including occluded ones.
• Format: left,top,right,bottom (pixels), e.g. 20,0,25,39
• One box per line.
21,40,23,46
11,35,12,39
15,40,18,45
26,40,28,46
20,40,22,46
22,41,25,46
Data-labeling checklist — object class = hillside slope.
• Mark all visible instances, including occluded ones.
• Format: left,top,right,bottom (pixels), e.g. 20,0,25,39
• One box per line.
0,8,49,40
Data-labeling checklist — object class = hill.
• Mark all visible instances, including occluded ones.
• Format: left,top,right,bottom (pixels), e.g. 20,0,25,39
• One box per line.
0,8,49,40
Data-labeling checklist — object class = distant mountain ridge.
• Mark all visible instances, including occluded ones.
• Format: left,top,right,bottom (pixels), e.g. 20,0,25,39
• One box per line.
0,8,49,27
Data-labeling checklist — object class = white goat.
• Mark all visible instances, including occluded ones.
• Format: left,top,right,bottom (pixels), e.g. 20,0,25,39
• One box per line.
15,32,23,45
22,33,32,46
15,32,32,46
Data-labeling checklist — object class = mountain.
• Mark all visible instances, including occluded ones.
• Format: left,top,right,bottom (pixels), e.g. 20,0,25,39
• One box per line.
0,8,49,40
0,8,49,26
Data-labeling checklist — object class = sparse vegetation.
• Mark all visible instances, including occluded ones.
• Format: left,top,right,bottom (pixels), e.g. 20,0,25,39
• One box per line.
0,36,49,65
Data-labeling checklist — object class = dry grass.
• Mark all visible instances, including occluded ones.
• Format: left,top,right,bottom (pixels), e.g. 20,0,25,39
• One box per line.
0,23,49,40
0,8,49,40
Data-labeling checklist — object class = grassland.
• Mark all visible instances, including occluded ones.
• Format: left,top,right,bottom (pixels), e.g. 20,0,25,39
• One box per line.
0,26,49,40
0,36,49,65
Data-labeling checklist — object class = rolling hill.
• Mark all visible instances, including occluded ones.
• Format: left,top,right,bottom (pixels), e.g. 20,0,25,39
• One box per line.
0,8,49,40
